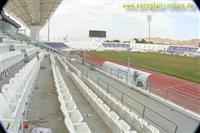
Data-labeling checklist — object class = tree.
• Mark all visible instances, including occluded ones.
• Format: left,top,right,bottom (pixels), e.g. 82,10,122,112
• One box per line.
134,38,139,43
123,41,130,43
140,39,146,43
113,40,120,42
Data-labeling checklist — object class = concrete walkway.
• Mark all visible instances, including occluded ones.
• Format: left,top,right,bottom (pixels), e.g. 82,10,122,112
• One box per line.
24,56,67,133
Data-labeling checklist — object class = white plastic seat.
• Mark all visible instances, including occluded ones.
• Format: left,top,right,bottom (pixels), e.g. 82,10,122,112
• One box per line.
65,117,89,133
57,88,69,96
62,93,73,102
110,111,119,121
89,93,98,109
123,107,135,126
95,98,103,111
89,92,97,100
131,131,138,133
142,123,152,133
75,122,91,133
101,90,111,103
118,119,131,132
0,94,13,129
69,110,83,123
86,88,93,95
66,100,77,111
100,104,111,126
102,104,110,112
2,84,18,109
133,117,143,132
60,105,70,118
9,78,23,96
110,119,121,133
96,98,103,105
58,95,65,105
107,96,117,107
64,117,75,133
149,125,159,133
114,101,123,113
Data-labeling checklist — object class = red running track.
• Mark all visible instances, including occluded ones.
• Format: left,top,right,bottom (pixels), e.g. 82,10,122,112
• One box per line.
84,55,200,114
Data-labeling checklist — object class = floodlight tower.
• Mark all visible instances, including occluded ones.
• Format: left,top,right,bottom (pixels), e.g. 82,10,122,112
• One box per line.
147,15,152,43
48,18,50,41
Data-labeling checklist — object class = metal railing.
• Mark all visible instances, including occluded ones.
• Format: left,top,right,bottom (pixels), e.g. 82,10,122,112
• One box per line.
96,77,178,133
82,55,200,114
69,58,178,133
69,55,200,133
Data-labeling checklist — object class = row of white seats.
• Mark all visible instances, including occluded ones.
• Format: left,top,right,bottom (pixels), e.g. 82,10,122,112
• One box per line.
1,38,27,46
69,41,102,50
0,51,24,75
131,44,169,52
84,78,159,133
64,58,81,77
0,56,41,132
57,57,69,73
0,43,27,48
69,72,136,133
50,55,91,133
26,47,38,57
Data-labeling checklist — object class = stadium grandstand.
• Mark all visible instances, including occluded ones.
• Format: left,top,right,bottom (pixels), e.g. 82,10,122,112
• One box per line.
45,42,69,49
0,0,200,133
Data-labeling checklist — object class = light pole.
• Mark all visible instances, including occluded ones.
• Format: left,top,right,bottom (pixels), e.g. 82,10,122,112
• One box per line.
147,15,151,43
48,18,50,41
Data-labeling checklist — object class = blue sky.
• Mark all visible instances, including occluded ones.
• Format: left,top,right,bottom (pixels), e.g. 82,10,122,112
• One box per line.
39,0,200,41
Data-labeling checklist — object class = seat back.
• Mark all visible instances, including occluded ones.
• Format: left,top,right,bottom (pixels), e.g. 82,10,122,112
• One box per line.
64,118,75,133
69,110,83,123
2,84,17,104
9,78,22,93
0,94,13,128
110,111,119,121
119,120,131,132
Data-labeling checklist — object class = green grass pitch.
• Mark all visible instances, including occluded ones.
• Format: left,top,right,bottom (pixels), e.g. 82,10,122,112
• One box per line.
87,51,200,83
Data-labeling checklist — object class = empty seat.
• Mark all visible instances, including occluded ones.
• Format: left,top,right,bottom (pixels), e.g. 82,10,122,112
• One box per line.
95,98,103,111
62,93,73,102
9,78,23,96
118,119,131,132
2,84,19,109
133,117,143,132
57,88,69,96
0,94,13,129
110,119,121,133
100,104,111,126
102,104,110,112
75,122,91,133
110,111,119,121
123,107,135,126
58,95,65,104
66,100,77,111
131,131,138,133
113,101,123,116
149,125,159,133
107,95,117,107
64,118,91,133
69,110,83,123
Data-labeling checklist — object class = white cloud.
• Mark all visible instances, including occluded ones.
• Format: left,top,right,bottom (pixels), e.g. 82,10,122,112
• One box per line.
40,0,200,41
